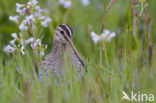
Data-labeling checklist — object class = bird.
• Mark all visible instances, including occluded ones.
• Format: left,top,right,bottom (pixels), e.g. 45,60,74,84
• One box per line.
39,24,87,83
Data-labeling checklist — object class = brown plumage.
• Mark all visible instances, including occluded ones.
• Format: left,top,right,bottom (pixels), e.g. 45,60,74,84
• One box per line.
39,24,87,82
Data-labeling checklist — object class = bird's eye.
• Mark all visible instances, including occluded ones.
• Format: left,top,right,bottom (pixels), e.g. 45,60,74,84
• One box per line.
60,30,64,34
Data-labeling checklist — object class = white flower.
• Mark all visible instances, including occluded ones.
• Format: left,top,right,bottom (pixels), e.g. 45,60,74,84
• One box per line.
40,51,45,56
80,0,90,6
107,32,116,42
3,45,15,53
63,1,72,8
16,9,22,14
58,0,72,8
90,31,99,44
21,45,25,55
31,42,37,49
22,15,35,25
16,3,22,9
11,33,18,39
36,39,41,45
22,19,28,24
39,16,46,20
25,15,35,24
34,12,40,17
28,37,34,43
101,30,116,42
19,23,28,31
27,0,38,6
90,29,116,44
10,40,16,46
26,37,34,44
41,17,52,27
30,38,42,48
34,6,43,17
27,2,32,6
9,15,19,23
16,8,26,15
58,0,65,4
27,15,34,20
35,5,40,10
35,6,42,12
46,18,52,22
21,39,25,45
101,30,110,39
32,0,39,6
41,21,48,27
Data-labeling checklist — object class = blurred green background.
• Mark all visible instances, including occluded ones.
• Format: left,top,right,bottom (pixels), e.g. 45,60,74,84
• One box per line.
0,0,156,103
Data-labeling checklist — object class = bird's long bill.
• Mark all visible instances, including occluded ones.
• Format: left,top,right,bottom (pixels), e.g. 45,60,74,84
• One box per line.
65,34,82,63
64,33,88,72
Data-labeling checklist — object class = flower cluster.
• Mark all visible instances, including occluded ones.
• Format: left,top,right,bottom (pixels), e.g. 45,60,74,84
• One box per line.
4,33,47,56
4,45,15,53
90,30,116,44
4,33,18,53
80,0,90,6
58,0,90,8
58,0,72,8
4,0,50,56
9,0,52,30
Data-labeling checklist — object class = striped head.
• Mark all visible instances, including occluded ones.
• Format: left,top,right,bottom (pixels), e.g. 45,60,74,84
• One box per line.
54,24,73,44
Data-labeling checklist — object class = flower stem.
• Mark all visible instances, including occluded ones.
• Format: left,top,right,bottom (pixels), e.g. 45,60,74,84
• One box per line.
26,6,37,78
99,22,105,67
104,42,108,64
99,42,103,67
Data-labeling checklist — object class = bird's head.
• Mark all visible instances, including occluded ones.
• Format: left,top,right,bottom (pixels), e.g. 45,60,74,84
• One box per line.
54,24,73,44
53,24,88,72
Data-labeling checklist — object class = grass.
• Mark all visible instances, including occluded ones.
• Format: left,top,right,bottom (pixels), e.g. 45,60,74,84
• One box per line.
0,0,156,103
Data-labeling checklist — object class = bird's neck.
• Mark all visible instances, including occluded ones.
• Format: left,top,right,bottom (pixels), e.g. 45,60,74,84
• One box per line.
51,40,72,57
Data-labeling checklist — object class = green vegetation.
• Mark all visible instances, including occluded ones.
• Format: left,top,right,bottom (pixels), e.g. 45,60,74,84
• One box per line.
0,0,156,103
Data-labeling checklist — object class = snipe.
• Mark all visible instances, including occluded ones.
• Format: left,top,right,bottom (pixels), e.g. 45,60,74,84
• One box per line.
39,24,87,82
